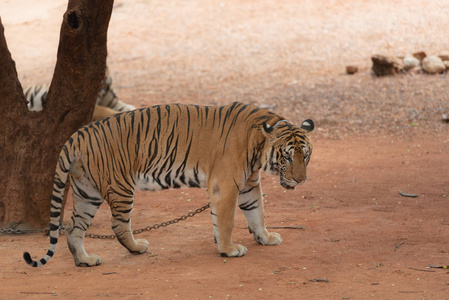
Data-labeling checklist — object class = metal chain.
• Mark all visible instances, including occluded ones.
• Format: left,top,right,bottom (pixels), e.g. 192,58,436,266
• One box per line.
266,225,305,230
0,227,46,235
0,202,304,238
85,202,211,239
0,203,211,239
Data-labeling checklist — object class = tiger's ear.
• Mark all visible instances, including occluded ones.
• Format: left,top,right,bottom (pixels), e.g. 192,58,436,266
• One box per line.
261,122,276,139
262,122,274,133
301,119,314,134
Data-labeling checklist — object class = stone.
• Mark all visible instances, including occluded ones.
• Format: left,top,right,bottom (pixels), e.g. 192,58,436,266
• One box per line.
438,54,449,61
371,54,403,76
412,51,427,62
346,65,358,74
422,56,446,74
444,60,449,70
443,113,448,123
403,56,420,70
408,66,422,75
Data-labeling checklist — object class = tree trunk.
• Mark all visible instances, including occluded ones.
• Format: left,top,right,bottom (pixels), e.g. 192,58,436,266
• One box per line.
0,0,114,229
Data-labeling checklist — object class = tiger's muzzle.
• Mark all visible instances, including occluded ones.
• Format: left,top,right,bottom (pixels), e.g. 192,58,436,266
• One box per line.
280,176,307,190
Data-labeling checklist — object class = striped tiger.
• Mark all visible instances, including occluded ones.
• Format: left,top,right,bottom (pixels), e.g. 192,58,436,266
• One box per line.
24,67,136,120
23,102,314,267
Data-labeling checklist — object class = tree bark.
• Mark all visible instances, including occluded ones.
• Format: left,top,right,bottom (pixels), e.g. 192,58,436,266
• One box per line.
0,0,113,229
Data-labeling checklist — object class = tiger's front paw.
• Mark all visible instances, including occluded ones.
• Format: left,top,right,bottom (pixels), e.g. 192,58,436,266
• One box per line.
219,244,248,257
254,232,283,245
131,239,149,254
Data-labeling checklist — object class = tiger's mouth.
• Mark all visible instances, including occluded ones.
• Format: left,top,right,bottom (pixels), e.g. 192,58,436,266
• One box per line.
280,177,306,190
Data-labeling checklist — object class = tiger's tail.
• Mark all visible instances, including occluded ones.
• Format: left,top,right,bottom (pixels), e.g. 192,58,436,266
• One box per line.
23,139,75,267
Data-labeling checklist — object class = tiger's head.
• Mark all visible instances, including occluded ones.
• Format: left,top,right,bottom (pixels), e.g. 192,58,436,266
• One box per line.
261,119,314,189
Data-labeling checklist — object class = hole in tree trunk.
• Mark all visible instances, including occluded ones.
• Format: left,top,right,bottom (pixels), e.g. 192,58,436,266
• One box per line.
67,11,79,29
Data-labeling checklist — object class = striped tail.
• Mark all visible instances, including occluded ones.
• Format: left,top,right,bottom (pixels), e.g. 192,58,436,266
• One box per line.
23,140,74,267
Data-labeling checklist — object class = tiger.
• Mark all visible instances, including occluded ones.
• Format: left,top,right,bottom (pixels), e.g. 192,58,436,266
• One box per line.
23,102,314,267
24,66,136,120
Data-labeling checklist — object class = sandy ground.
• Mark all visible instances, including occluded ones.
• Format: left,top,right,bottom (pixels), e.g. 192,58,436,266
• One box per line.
1,0,449,299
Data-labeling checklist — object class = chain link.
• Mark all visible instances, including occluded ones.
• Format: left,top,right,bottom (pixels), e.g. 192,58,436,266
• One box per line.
0,227,46,235
266,225,305,230
0,203,211,239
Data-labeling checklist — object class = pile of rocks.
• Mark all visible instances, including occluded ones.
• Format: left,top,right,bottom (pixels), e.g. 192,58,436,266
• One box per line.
366,51,449,124
369,51,449,76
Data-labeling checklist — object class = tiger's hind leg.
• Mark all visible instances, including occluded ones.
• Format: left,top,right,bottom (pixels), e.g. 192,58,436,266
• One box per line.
238,173,282,246
107,193,149,254
66,175,104,267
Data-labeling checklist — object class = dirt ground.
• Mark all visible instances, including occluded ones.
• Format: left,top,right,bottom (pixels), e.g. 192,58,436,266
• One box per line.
1,0,449,299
